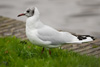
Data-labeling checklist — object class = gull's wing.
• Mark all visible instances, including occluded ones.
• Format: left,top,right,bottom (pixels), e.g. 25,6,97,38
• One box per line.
37,25,94,45
37,25,75,45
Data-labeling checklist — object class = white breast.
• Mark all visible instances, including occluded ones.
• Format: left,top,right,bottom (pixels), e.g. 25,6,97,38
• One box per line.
26,26,52,46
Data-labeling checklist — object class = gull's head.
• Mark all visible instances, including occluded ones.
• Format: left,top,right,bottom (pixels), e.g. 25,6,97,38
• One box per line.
17,7,39,17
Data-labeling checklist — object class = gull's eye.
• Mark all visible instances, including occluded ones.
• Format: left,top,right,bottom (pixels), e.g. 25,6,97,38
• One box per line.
27,10,30,13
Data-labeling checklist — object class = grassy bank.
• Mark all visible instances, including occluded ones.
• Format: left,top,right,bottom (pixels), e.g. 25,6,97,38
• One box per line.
0,36,100,67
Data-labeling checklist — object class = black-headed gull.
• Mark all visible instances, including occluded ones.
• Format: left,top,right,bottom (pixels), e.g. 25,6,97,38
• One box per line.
18,7,95,55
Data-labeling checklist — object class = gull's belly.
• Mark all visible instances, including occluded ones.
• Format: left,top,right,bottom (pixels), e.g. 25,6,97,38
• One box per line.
26,29,51,47
26,29,61,48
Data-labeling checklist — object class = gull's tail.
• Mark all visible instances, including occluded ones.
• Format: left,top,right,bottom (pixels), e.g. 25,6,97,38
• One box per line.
61,32,95,44
72,34,95,43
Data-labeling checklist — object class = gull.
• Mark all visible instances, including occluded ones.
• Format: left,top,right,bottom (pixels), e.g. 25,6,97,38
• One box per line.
18,7,95,55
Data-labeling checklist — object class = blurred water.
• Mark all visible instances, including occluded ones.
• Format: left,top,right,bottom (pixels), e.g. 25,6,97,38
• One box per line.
0,0,100,38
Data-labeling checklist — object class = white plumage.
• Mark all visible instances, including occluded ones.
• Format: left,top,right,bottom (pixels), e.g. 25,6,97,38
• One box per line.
18,7,94,54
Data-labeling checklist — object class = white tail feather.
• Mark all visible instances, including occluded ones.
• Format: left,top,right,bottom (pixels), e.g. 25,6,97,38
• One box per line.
68,35,94,44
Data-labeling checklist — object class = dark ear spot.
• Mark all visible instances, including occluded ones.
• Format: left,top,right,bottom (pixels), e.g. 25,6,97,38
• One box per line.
32,10,34,15
27,10,30,13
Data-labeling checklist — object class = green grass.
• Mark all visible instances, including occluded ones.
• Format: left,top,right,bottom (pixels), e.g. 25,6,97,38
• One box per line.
0,36,100,67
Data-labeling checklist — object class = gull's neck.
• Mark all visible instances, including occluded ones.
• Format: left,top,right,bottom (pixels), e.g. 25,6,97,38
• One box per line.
26,14,44,30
